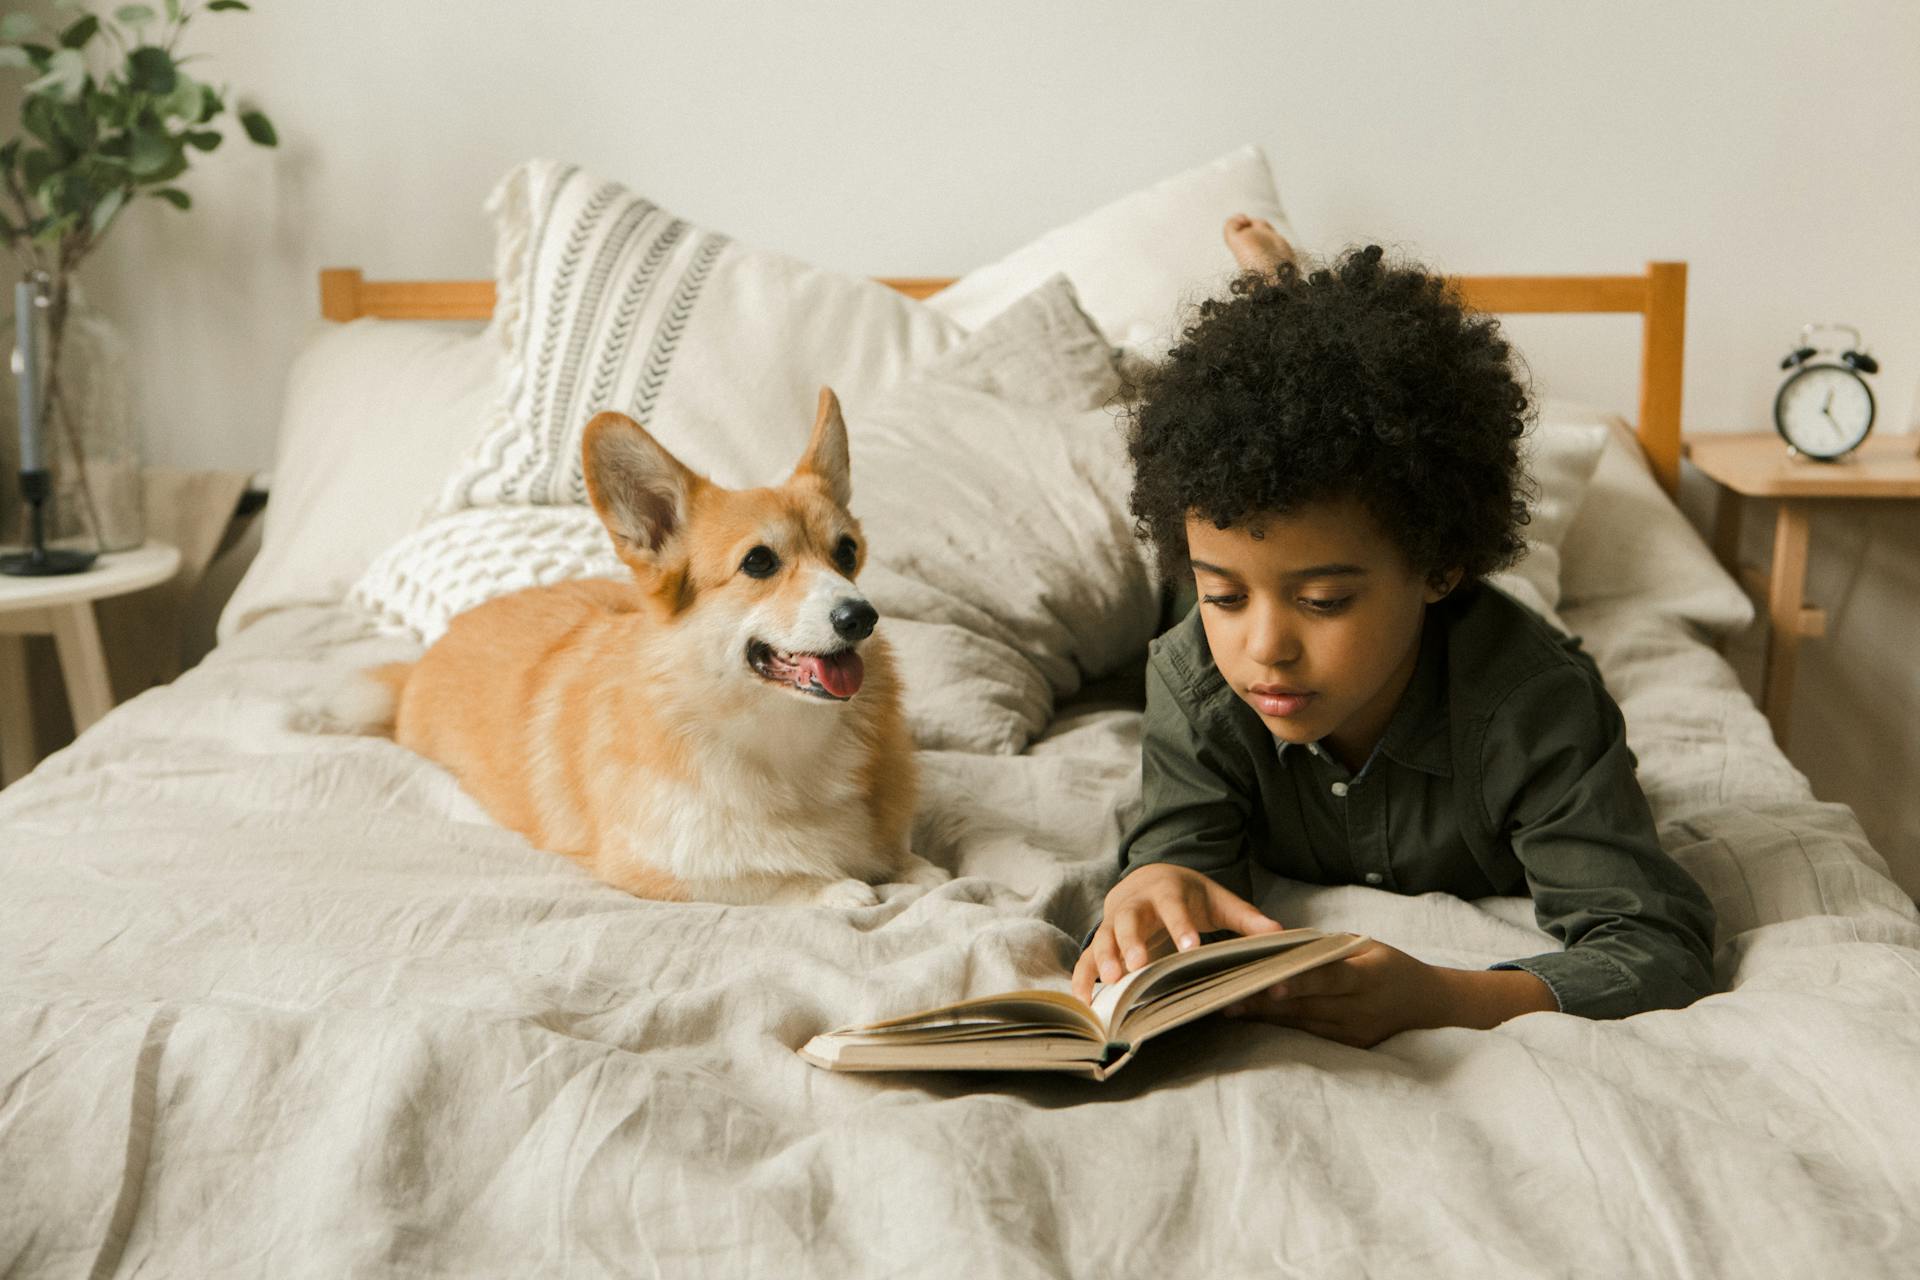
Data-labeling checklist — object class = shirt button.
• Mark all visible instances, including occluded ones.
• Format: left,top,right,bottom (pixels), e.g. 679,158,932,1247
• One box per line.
1330,781,1349,797
1364,872,1384,885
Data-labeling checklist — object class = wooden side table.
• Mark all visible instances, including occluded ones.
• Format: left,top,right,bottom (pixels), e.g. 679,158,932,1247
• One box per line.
0,542,181,786
1685,432,1920,748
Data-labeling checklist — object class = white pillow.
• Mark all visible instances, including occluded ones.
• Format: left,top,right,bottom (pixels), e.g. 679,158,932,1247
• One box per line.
218,318,499,641
1483,408,1611,632
1557,409,1755,637
440,159,962,511
927,145,1294,351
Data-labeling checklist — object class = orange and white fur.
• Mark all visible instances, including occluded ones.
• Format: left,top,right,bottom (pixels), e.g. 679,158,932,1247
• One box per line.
373,389,943,907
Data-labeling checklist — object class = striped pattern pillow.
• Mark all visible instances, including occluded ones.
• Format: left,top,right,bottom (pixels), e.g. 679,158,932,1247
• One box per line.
439,160,961,511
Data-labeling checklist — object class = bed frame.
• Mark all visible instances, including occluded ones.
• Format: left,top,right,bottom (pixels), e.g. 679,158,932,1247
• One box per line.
316,262,1689,496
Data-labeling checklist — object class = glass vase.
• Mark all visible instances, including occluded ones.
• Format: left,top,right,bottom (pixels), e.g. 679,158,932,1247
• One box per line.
2,275,145,554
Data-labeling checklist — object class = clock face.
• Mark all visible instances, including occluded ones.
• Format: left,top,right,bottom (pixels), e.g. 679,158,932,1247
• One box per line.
1775,363,1875,459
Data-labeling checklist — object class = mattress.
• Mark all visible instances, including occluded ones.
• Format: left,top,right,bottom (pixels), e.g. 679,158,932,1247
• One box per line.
3,591,1918,1277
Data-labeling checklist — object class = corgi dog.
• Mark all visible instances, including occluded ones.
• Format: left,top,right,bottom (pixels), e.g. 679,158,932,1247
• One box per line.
375,389,944,908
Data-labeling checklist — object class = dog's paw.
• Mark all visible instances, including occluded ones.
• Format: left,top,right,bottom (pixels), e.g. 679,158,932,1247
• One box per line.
814,878,882,909
899,854,951,888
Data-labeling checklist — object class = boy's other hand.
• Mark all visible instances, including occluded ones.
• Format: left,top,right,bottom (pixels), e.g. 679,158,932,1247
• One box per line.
1218,942,1556,1048
1071,864,1282,1004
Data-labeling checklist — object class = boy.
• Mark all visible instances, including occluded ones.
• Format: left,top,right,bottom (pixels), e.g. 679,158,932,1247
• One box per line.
1069,220,1715,1047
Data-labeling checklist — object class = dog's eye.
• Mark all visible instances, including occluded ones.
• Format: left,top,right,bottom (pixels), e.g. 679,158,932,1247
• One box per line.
740,546,779,579
833,536,858,574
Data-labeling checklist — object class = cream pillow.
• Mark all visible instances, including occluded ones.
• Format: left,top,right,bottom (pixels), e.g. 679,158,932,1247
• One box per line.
440,159,963,511
1558,411,1754,637
218,318,499,641
1483,409,1612,632
927,144,1294,350
850,279,1158,752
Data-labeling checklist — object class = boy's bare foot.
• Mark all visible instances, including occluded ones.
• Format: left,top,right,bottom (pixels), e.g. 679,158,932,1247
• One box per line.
1223,213,1297,276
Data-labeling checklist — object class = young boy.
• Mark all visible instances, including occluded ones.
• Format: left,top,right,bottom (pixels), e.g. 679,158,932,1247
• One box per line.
1069,219,1715,1047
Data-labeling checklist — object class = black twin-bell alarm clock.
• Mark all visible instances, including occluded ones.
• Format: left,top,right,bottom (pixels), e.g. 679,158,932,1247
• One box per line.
1774,322,1879,461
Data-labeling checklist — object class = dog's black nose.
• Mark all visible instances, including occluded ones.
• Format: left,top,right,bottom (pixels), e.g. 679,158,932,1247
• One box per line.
830,599,878,641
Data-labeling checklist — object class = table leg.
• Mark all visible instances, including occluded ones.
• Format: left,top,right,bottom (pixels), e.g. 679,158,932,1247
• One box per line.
1761,500,1811,750
48,601,116,733
0,633,33,787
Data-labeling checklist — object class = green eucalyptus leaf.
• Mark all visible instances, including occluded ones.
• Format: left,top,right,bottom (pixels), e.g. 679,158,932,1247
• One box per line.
53,100,96,150
18,42,54,70
90,185,128,234
0,47,34,70
128,127,174,176
115,5,158,27
127,44,176,93
138,147,188,184
24,47,88,102
239,108,276,146
33,212,78,246
161,71,206,121
165,0,183,19
2,14,40,41
59,15,100,48
21,147,56,190
183,129,221,151
22,98,60,145
151,186,190,209
207,0,252,9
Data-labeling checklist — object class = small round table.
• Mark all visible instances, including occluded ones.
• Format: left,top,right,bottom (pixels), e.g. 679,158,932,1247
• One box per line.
0,541,181,785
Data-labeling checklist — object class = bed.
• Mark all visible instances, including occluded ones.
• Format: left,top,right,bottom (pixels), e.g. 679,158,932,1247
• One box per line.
5,153,1919,1277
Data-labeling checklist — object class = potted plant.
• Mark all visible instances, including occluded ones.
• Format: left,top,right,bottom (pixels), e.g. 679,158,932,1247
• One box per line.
0,0,276,553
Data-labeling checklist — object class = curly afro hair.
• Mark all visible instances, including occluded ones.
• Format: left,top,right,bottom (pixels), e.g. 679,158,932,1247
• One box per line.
1125,244,1533,586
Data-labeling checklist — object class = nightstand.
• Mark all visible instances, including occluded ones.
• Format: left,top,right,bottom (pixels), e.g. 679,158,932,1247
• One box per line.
0,542,181,786
1685,432,1920,748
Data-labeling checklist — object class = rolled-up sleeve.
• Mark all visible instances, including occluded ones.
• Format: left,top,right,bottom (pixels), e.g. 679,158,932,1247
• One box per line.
1481,664,1717,1019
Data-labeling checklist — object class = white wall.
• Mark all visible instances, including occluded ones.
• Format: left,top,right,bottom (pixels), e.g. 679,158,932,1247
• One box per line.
22,1,1920,884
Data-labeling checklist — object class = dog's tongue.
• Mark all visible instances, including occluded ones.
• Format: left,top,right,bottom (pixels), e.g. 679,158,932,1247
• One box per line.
802,650,865,699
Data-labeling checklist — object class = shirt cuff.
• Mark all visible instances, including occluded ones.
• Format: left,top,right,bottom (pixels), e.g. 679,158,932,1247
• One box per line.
1492,948,1641,1020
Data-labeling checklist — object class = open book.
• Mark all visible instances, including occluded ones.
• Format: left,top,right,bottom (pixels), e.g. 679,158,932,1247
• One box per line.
798,928,1369,1081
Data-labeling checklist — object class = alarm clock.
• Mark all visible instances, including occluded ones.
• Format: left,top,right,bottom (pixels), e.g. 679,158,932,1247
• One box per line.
1774,322,1878,461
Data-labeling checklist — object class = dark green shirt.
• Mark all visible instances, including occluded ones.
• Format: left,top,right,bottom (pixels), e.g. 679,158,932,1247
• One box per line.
1120,581,1715,1020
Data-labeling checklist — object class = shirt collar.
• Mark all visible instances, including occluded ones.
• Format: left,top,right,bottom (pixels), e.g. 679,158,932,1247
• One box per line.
1272,614,1453,778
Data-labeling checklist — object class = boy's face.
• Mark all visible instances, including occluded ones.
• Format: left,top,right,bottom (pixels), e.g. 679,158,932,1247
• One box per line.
1186,497,1458,767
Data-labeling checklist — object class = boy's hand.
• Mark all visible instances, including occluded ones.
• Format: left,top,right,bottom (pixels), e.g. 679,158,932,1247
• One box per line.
1071,864,1282,1003
1220,942,1557,1048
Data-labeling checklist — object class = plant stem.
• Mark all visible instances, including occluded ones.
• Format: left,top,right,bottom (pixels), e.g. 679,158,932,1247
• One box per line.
37,270,108,551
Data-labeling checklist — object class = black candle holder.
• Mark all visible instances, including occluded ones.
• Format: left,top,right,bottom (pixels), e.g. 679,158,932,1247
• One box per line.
0,469,97,576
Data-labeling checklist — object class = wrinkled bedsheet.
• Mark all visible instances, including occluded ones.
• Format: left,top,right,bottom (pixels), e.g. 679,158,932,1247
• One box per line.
3,601,1918,1278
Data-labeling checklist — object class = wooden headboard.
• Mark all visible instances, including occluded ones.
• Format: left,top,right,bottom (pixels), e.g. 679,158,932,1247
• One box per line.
317,261,1688,496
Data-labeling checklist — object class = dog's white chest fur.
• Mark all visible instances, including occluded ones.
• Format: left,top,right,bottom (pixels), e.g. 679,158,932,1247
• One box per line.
600,696,891,904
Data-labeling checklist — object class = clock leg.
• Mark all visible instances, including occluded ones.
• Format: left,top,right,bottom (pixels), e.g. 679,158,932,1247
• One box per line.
1761,501,1812,750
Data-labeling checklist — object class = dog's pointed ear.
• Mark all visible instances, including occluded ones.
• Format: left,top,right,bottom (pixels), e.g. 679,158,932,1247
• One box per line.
583,412,700,561
792,386,851,507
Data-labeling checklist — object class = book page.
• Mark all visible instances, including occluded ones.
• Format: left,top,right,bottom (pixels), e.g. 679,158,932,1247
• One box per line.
1086,928,1339,1035
826,989,1104,1039
1117,933,1371,1045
